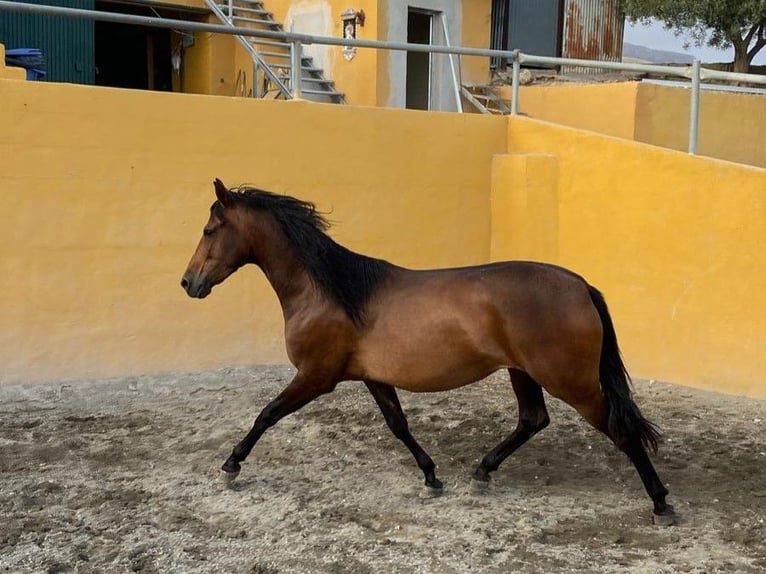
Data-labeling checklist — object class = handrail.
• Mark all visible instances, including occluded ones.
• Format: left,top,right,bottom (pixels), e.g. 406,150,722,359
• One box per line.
204,0,291,99
3,0,766,154
0,0,527,59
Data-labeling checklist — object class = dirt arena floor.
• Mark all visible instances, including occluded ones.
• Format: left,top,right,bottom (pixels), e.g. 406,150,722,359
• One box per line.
1,366,765,573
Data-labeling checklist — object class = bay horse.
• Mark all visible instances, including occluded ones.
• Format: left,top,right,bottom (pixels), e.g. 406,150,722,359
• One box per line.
181,179,676,525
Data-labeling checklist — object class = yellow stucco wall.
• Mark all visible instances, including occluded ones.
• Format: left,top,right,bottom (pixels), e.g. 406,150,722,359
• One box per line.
514,81,766,169
456,0,492,87
0,44,26,81
503,117,766,398
4,74,765,399
490,153,559,263
515,82,639,140
182,16,239,96
635,83,766,169
0,78,507,386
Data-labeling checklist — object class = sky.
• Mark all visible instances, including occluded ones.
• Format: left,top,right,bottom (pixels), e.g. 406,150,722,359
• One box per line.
623,19,766,65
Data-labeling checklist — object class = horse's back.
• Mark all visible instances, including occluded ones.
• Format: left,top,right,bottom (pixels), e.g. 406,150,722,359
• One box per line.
349,261,603,394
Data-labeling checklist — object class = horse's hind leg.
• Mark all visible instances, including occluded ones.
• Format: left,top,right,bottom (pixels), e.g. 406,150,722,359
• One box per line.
473,369,550,485
572,394,675,525
364,381,442,492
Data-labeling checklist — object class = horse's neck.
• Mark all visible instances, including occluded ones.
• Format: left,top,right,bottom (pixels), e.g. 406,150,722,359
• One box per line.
254,232,315,315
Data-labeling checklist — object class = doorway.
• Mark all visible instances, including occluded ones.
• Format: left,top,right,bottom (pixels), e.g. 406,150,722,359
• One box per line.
94,2,176,91
406,9,433,110
95,22,172,90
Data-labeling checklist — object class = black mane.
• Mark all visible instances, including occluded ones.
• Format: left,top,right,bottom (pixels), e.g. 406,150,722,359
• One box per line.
229,186,392,326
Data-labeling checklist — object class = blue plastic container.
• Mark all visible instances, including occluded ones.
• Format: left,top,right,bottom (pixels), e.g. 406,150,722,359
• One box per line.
5,48,47,80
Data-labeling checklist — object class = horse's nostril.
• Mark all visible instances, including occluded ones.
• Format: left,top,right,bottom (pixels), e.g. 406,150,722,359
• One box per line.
181,277,189,290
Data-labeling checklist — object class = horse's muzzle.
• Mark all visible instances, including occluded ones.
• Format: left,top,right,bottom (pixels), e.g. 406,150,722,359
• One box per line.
180,274,211,299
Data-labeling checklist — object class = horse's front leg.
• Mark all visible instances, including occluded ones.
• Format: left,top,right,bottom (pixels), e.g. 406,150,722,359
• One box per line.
222,372,337,481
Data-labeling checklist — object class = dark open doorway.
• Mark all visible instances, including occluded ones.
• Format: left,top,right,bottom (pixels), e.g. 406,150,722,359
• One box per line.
94,2,183,91
406,9,432,110
95,21,171,90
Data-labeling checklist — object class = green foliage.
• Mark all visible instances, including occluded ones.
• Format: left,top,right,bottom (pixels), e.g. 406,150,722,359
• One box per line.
621,0,766,69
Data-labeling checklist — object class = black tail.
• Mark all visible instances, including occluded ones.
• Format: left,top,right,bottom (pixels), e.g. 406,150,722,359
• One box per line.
588,285,661,453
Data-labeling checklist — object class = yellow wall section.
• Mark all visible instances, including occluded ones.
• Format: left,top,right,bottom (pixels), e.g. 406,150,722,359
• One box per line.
515,81,766,169
506,117,766,398
0,44,26,81
330,0,380,106
514,82,639,140
4,76,766,399
0,79,507,386
635,83,766,168
455,0,491,86
182,16,238,96
490,153,559,263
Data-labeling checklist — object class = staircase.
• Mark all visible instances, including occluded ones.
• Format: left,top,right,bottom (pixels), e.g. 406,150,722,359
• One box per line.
461,84,511,115
205,0,345,103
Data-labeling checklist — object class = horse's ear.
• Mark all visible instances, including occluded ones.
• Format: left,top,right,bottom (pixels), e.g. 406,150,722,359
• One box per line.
213,178,231,207
213,178,232,207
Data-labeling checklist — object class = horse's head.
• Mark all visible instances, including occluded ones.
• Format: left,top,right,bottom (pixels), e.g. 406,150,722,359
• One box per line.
181,179,253,299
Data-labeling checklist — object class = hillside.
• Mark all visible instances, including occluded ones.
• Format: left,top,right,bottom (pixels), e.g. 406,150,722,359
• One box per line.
623,42,695,64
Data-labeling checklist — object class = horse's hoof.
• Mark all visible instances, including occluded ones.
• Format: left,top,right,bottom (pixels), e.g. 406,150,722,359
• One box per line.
652,506,677,527
220,469,240,488
470,478,490,494
420,485,444,499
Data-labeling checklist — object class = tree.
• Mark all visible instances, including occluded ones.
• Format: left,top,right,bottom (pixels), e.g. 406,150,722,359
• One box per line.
621,0,766,73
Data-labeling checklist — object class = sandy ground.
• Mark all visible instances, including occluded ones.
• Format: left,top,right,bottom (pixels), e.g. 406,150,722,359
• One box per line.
1,365,765,573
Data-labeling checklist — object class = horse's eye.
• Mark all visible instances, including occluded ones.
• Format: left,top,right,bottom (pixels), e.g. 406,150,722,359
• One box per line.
203,228,214,237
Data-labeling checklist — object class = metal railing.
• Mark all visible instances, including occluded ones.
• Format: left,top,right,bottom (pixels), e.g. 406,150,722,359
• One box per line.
206,0,291,99
2,0,766,155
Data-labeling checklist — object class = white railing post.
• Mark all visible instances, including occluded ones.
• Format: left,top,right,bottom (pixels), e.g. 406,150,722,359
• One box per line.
290,39,302,99
511,52,521,116
689,59,701,155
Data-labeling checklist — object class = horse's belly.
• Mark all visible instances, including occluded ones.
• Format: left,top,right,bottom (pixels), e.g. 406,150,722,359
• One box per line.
352,338,510,392
395,363,505,392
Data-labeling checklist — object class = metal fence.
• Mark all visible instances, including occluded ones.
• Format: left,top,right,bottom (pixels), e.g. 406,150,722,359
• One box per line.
2,0,766,155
